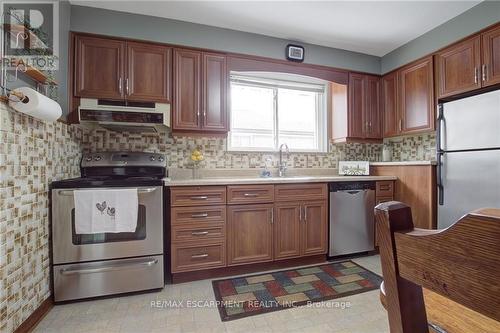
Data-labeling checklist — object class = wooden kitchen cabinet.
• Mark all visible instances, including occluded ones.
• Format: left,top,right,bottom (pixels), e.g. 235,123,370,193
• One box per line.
75,35,125,100
381,71,399,137
74,34,171,102
173,49,228,133
332,73,381,142
482,25,500,87
301,200,328,256
399,56,434,133
381,56,434,137
274,202,301,259
227,204,274,265
126,42,172,102
435,36,481,98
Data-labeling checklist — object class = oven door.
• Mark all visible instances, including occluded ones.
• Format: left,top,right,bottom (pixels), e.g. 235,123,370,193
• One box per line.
52,186,163,264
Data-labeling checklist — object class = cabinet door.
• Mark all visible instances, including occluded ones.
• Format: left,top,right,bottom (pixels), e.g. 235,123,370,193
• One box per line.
436,36,481,98
482,25,500,87
227,204,273,265
173,49,201,130
381,72,399,137
399,56,435,134
348,73,366,138
274,202,301,260
301,201,327,256
365,75,381,139
75,35,125,99
127,42,171,102
202,53,228,131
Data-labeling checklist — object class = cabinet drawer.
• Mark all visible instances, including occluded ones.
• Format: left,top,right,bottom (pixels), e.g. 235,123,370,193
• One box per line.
227,185,274,204
376,181,394,197
172,224,225,242
171,186,226,206
376,196,394,205
171,205,226,225
275,183,327,202
171,241,226,272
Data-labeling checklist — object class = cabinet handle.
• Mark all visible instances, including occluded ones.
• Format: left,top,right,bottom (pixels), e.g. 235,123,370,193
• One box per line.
126,78,130,95
398,119,402,132
243,193,258,197
304,206,307,222
482,64,487,82
270,209,274,224
190,195,208,200
196,110,200,124
299,206,302,222
191,231,209,236
191,213,208,218
474,67,478,84
191,254,208,259
118,78,123,95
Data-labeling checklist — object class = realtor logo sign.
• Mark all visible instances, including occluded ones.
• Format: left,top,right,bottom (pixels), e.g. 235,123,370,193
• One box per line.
1,0,59,70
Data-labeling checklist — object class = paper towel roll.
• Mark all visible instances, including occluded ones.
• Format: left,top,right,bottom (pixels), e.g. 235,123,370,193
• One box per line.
9,87,62,122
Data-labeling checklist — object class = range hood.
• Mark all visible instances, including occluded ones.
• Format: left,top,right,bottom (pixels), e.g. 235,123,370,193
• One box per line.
78,98,171,133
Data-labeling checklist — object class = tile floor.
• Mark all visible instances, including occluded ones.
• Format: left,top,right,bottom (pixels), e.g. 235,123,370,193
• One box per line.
34,255,388,333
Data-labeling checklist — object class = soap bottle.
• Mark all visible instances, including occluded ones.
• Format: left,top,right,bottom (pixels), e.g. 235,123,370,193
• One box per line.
260,157,272,178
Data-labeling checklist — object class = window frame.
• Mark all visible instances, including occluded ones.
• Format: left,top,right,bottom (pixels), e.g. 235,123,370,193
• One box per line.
227,73,328,153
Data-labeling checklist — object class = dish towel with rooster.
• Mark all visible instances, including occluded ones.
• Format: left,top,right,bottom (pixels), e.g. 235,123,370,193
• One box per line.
74,189,138,234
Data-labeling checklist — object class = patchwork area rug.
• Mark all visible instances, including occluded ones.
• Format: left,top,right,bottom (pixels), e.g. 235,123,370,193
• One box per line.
212,260,382,321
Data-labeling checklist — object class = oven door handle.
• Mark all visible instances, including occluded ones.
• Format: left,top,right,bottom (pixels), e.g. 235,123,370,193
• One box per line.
57,187,157,196
59,258,159,275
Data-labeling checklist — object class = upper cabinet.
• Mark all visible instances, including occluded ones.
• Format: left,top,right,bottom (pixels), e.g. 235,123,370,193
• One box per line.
399,56,434,134
382,56,435,137
436,24,500,98
74,34,172,103
331,73,381,142
482,25,500,87
173,49,228,133
75,35,125,100
127,42,172,102
435,36,481,98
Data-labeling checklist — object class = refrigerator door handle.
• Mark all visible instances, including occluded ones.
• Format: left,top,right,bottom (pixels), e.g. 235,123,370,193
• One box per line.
437,153,444,206
436,103,444,206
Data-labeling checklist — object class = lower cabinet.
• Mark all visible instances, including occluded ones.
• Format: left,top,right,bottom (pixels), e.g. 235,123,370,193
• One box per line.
274,201,328,258
227,204,274,265
301,201,328,255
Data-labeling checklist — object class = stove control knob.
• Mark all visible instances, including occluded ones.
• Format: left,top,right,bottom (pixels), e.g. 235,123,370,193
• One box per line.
150,156,156,161
158,157,164,162
85,156,92,162
94,155,102,161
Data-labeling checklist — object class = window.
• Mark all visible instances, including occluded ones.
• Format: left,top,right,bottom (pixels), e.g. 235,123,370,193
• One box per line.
228,73,327,152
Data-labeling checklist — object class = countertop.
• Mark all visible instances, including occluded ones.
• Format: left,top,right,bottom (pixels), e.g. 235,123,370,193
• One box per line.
370,161,436,166
164,175,397,186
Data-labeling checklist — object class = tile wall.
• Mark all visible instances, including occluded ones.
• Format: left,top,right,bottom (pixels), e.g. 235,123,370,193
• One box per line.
0,104,82,333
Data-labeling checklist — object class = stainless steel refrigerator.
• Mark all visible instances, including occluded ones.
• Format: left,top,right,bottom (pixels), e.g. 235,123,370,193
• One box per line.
437,89,500,229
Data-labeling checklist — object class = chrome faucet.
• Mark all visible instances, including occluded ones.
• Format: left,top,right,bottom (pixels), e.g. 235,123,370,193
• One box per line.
278,143,289,177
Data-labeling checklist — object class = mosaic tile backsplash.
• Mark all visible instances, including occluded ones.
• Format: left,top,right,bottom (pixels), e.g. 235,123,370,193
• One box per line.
81,130,383,170
0,104,82,333
1,102,435,332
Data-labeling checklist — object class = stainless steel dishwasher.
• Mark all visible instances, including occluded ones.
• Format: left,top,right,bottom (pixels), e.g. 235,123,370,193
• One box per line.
329,181,376,257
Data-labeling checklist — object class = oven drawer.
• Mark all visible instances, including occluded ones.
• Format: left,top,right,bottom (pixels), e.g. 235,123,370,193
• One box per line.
171,186,226,206
171,241,226,272
172,224,225,242
227,185,274,204
53,255,164,302
171,205,226,225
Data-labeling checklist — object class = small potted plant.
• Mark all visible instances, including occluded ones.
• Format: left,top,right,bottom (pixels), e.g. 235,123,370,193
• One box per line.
190,146,205,179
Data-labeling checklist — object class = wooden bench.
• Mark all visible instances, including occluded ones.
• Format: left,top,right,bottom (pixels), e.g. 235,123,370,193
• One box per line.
375,202,500,333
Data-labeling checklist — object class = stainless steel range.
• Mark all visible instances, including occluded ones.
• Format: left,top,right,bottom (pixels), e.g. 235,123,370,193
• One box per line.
50,152,166,302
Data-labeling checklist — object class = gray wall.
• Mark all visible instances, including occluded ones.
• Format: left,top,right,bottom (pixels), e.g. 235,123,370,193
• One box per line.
382,1,500,74
70,5,381,74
